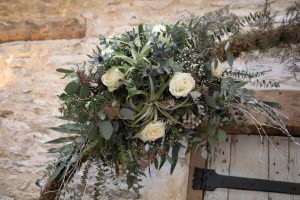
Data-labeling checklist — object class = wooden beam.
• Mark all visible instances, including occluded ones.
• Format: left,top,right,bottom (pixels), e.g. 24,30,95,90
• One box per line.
0,18,86,43
225,90,300,136
210,23,300,62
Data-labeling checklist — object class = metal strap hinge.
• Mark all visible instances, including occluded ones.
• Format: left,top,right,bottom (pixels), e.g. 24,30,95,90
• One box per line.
193,168,300,195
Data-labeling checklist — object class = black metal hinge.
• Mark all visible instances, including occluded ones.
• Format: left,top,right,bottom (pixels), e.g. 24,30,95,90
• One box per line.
193,168,300,195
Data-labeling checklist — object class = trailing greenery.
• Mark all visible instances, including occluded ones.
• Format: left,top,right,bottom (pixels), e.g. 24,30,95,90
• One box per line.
39,3,299,199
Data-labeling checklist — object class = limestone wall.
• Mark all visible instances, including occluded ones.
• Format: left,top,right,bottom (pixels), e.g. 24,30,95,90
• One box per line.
0,0,291,40
0,0,297,200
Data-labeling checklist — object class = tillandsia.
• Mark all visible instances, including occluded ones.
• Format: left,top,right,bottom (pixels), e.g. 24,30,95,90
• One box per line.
39,3,300,199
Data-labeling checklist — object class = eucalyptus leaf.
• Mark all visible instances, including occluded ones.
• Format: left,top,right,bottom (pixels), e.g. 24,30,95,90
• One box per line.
47,163,66,183
47,145,72,153
46,136,78,144
63,154,79,178
208,135,217,147
120,108,135,120
205,95,217,108
87,124,99,141
56,68,73,73
217,129,227,141
65,81,80,95
78,111,89,123
99,120,114,140
206,125,216,136
112,121,119,132
227,52,234,68
49,123,83,134
97,111,106,120
262,101,281,109
190,91,201,101
79,84,90,98
224,41,230,51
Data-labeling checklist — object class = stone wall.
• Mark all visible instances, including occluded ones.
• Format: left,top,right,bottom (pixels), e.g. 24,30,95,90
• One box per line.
0,0,297,200
0,0,291,41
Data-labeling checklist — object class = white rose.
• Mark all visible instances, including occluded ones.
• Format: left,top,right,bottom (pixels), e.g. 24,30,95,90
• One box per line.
211,63,224,78
138,121,166,142
169,72,195,98
101,68,125,92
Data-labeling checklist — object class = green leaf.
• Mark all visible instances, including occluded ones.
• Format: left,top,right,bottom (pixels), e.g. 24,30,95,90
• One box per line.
205,95,217,109
112,121,119,132
165,58,183,72
97,111,106,120
138,23,145,34
99,120,113,140
87,124,99,141
47,144,72,153
190,91,201,101
60,154,79,180
224,41,230,51
208,135,217,147
46,136,78,144
49,123,83,134
154,158,158,169
79,84,90,98
227,52,234,68
65,81,80,95
120,108,135,120
205,124,216,136
56,68,73,73
262,101,281,109
47,163,66,183
170,144,180,174
78,111,89,123
217,129,227,141
159,146,170,170
127,86,148,98
113,54,135,66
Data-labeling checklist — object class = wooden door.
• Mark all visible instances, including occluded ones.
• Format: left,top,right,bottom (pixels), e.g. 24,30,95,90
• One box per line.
189,134,300,200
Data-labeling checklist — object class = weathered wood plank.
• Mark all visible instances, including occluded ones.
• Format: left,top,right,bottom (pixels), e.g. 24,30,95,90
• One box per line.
288,139,300,200
0,18,86,43
228,135,269,200
225,90,300,136
268,136,291,200
186,147,207,200
204,136,231,200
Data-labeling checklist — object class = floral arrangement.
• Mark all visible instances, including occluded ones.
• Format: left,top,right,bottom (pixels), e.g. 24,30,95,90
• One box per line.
39,4,300,199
